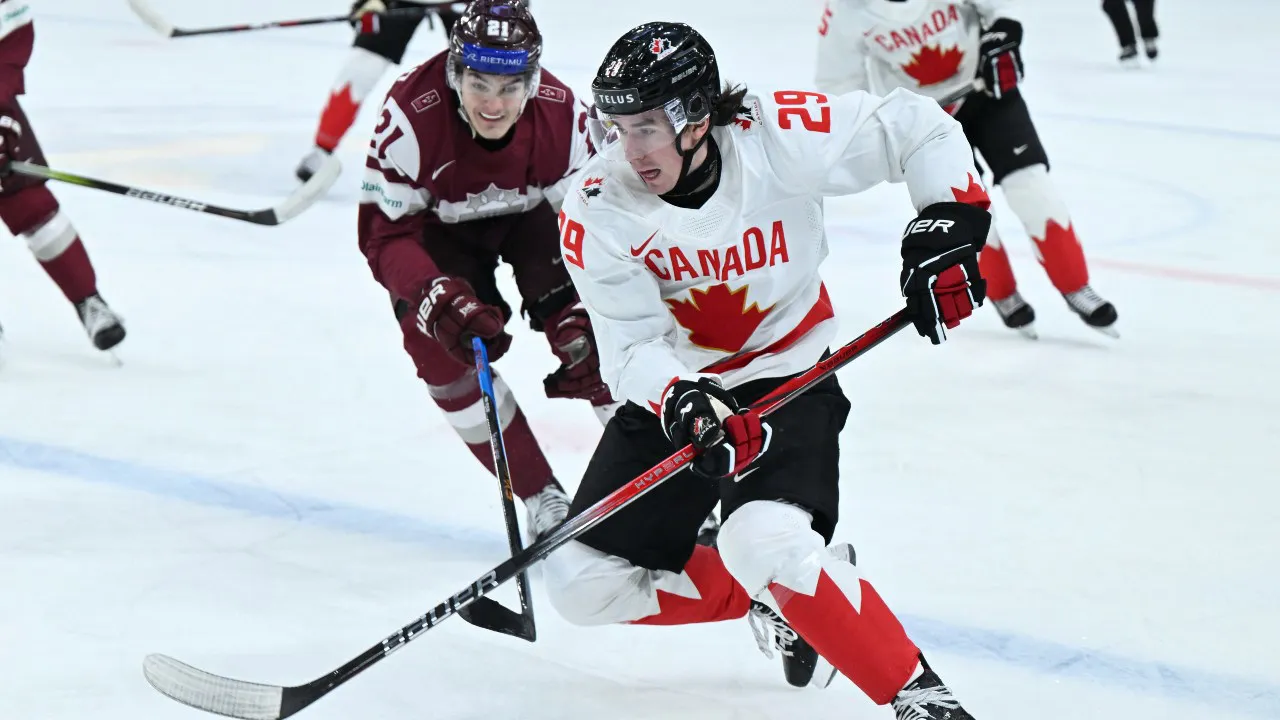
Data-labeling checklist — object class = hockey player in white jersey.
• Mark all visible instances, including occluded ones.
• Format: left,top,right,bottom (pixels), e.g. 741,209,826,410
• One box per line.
543,22,991,719
816,0,1118,338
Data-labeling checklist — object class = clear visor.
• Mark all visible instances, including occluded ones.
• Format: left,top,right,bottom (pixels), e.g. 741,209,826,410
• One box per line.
588,99,688,160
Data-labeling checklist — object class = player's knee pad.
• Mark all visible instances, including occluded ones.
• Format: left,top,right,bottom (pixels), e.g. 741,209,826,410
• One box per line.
543,540,663,626
718,500,826,598
0,182,58,236
424,366,515,445
1000,163,1070,228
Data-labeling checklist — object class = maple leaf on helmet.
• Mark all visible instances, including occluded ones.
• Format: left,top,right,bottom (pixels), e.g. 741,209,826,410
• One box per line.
665,284,774,354
901,45,964,86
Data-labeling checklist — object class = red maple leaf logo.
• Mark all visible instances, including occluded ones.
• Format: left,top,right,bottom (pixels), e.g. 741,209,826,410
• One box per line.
732,116,752,131
950,172,990,210
901,45,964,86
583,176,603,187
665,284,773,353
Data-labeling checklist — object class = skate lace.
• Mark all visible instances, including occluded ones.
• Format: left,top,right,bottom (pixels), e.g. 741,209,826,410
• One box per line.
526,483,570,538
748,602,798,659
1065,285,1107,314
991,292,1028,317
892,685,961,720
78,297,119,334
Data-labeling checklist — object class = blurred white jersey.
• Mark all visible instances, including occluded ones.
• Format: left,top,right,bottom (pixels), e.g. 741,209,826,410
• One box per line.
558,87,988,413
815,0,1015,103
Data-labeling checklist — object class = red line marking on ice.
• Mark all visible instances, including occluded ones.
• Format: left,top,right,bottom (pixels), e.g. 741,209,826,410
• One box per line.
1091,257,1280,292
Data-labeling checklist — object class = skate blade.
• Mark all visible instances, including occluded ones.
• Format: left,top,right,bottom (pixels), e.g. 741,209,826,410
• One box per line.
1015,323,1039,340
1092,324,1120,339
809,658,839,689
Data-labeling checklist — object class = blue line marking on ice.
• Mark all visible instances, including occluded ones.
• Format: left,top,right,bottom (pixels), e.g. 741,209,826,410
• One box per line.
0,435,509,561
2,435,1278,717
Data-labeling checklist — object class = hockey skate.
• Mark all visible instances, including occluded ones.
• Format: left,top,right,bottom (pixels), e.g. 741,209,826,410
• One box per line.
523,478,570,542
1142,37,1158,60
1063,284,1119,338
748,542,854,689
75,293,126,351
1118,44,1140,68
696,510,721,547
891,654,976,720
295,147,332,183
990,291,1037,340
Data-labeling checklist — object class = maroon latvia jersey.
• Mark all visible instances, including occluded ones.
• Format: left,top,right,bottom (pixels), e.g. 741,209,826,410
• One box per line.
357,51,593,302
0,0,35,99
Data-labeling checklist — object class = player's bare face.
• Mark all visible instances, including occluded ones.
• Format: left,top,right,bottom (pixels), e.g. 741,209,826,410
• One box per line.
611,113,687,194
458,70,527,140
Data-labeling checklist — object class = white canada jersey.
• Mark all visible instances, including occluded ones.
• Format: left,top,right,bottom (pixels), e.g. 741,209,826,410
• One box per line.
558,88,988,413
815,0,1016,104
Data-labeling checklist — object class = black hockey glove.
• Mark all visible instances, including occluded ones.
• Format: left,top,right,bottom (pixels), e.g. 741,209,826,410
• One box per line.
900,201,992,344
350,0,390,32
660,377,772,482
978,18,1024,100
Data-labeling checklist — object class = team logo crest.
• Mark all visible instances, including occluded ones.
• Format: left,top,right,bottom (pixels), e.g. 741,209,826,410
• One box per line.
648,37,675,59
578,176,605,204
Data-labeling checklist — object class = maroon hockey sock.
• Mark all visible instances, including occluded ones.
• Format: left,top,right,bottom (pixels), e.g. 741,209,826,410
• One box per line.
1033,219,1090,294
315,84,360,153
979,240,1017,301
631,545,751,626
771,571,919,705
462,406,556,499
39,237,98,303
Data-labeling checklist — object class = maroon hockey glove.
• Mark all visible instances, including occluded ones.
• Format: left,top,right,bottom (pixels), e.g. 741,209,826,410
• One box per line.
0,106,23,175
414,276,512,366
978,18,1024,100
661,377,772,482
541,301,613,406
900,201,992,345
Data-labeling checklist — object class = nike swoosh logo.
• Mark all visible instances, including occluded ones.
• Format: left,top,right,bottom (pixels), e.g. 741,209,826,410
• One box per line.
630,230,658,258
431,160,456,181
733,467,760,483
1012,145,1028,155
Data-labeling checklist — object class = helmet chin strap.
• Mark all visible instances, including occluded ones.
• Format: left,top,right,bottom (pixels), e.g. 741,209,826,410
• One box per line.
672,124,712,187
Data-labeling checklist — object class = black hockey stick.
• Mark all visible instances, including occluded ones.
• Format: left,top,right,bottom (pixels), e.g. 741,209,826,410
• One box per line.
453,337,537,642
141,309,910,720
2,158,340,226
126,0,456,39
939,79,984,107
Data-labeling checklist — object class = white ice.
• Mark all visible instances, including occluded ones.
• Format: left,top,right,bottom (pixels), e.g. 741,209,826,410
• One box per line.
2,1,1278,718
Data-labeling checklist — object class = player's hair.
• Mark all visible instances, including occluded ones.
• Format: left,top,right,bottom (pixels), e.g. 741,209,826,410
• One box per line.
709,83,749,127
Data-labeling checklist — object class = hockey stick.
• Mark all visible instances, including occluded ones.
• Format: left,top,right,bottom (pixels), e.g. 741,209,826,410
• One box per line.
453,337,537,642
126,0,450,39
141,309,911,720
938,79,984,107
3,157,341,226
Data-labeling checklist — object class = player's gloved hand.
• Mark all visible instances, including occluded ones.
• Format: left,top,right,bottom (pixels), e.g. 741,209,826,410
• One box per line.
661,377,772,482
350,0,388,32
978,17,1024,100
0,107,22,170
900,201,992,344
541,301,613,406
414,276,512,366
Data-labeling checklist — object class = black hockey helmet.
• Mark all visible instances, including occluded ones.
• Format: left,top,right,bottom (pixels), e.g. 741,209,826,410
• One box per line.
591,22,721,124
447,0,542,95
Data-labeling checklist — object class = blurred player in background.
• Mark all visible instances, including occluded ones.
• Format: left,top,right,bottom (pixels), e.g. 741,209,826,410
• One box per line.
816,0,1118,338
296,0,466,181
358,0,611,540
0,0,125,351
1101,0,1158,66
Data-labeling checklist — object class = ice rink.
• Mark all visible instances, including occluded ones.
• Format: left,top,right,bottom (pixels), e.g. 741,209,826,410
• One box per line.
2,1,1278,718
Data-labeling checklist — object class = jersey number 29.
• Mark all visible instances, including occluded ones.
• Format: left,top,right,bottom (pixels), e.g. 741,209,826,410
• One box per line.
774,91,830,134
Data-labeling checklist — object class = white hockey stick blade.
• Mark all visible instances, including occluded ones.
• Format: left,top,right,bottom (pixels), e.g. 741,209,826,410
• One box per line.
144,654,284,720
269,154,342,225
126,0,176,38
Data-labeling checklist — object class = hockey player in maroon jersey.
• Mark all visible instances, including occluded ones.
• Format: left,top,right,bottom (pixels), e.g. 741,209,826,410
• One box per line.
816,0,1119,338
545,21,991,719
357,0,611,540
0,0,125,350
296,1,466,182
